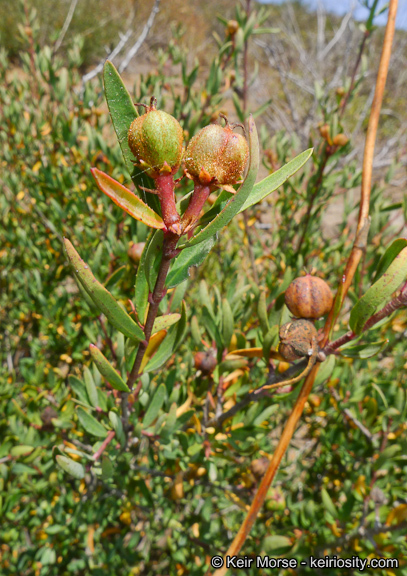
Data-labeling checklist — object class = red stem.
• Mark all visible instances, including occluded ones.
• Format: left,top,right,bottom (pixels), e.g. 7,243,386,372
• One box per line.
155,173,181,235
92,431,116,462
181,182,211,232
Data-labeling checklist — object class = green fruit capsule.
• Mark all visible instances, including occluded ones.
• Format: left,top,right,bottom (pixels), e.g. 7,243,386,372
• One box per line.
128,98,184,177
185,120,249,186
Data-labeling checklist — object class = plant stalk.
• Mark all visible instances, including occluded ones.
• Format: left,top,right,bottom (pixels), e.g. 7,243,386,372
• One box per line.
212,2,398,570
126,233,179,394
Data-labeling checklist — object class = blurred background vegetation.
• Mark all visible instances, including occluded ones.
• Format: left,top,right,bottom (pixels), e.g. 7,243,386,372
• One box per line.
1,0,407,575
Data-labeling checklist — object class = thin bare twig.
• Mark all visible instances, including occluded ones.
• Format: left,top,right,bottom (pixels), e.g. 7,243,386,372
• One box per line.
330,387,374,442
118,0,160,73
81,27,133,85
54,0,79,53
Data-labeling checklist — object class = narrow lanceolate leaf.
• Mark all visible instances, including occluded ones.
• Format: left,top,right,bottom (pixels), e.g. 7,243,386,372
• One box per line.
145,301,187,372
140,330,168,373
152,314,181,334
180,115,260,248
373,238,407,282
103,61,138,177
109,411,126,447
222,298,234,351
350,246,407,334
135,231,152,325
144,230,164,291
91,168,164,229
258,291,269,336
89,344,130,393
84,366,98,408
239,148,313,212
143,383,166,428
76,407,108,438
56,455,85,480
340,340,389,359
64,238,144,342
166,235,216,288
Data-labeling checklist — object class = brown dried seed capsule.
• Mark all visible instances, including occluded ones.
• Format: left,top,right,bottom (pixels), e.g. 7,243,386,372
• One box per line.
278,319,318,363
194,351,217,374
284,275,333,319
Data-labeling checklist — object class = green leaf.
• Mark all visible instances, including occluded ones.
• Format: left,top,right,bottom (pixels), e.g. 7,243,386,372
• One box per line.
258,291,269,336
240,148,313,212
135,232,152,325
64,238,144,342
350,246,407,334
321,487,338,519
10,445,35,457
144,230,164,291
90,344,130,392
314,354,336,386
152,313,181,334
374,444,401,470
104,266,126,290
109,411,126,447
68,375,91,407
56,456,85,480
262,535,292,554
145,301,187,372
166,235,216,287
180,115,260,248
373,238,407,282
101,455,114,480
262,326,279,362
84,366,98,408
91,168,164,229
201,306,223,350
143,384,166,427
76,407,108,438
222,298,234,350
340,340,388,359
103,61,138,177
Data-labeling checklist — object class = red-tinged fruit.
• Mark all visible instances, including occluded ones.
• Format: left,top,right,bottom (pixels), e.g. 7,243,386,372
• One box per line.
185,120,249,187
285,274,333,319
128,97,183,178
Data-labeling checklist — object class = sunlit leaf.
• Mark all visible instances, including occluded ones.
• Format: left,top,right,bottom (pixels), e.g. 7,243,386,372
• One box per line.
340,340,388,359
90,344,130,392
166,235,216,288
350,246,407,334
91,168,164,229
152,313,181,334
64,238,144,342
76,407,108,438
145,301,187,372
140,330,168,373
56,456,85,480
142,383,166,427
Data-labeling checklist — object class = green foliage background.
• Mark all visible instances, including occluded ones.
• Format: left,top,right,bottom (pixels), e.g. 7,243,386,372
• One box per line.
1,2,407,575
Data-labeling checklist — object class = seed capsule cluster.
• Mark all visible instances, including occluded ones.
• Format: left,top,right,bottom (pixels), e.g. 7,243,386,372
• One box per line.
127,101,249,235
278,274,333,363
